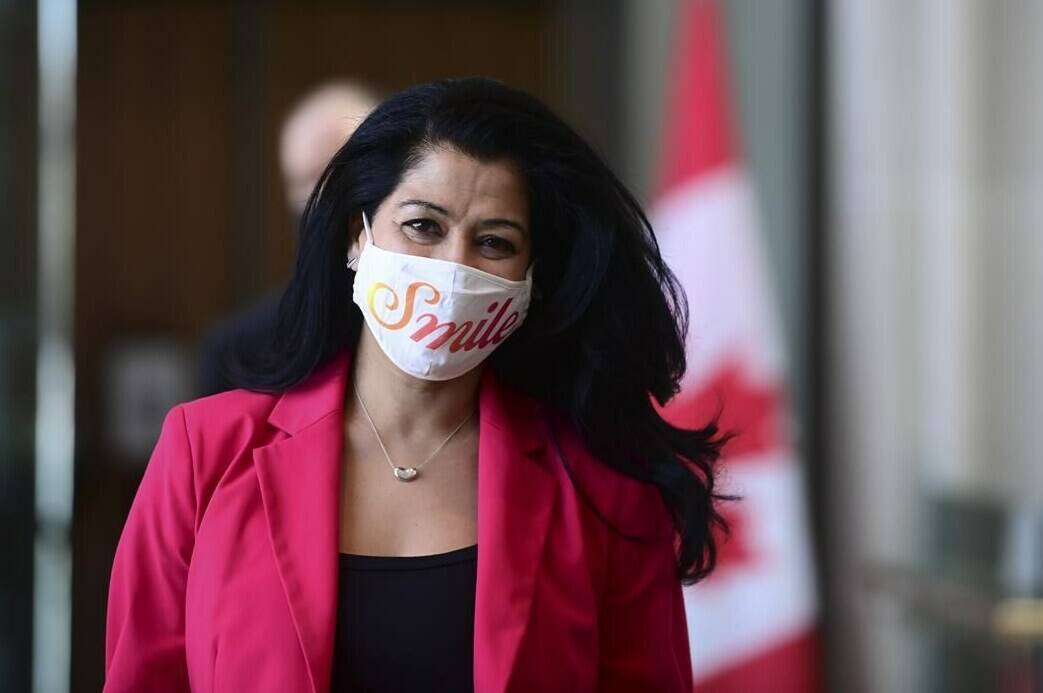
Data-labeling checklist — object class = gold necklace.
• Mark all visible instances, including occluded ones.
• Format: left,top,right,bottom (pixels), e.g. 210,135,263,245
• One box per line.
351,379,474,482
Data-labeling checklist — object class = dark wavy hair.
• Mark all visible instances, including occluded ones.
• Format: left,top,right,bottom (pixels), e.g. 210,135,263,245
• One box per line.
225,76,733,585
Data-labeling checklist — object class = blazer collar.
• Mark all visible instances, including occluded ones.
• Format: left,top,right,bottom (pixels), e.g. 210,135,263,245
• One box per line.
253,346,558,693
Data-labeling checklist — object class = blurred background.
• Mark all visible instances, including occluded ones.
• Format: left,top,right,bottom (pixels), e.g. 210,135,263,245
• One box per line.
3,0,1042,691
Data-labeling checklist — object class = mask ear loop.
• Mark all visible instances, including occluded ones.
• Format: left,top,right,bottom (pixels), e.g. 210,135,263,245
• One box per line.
346,210,376,271
361,210,376,245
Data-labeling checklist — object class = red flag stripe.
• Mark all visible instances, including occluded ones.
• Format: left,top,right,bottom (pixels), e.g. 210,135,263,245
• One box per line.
656,0,739,200
694,629,823,693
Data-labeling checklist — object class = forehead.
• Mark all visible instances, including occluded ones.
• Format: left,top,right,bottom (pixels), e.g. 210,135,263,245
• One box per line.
393,146,528,217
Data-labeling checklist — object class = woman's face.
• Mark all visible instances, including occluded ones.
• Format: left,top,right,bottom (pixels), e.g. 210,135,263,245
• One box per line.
350,145,532,281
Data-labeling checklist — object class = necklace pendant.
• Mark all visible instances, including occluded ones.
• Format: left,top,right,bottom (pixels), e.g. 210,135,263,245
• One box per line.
394,467,419,482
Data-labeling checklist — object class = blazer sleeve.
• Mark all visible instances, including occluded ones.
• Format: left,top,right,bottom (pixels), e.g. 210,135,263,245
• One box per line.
104,405,197,693
597,529,695,692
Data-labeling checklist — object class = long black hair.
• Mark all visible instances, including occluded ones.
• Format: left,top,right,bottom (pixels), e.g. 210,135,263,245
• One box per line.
225,77,733,585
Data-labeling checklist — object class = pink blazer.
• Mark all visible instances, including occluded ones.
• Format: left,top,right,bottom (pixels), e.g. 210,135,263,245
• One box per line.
104,346,694,692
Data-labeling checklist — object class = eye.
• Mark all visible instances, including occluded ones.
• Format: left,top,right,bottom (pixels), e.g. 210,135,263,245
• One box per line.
477,235,517,256
403,218,442,236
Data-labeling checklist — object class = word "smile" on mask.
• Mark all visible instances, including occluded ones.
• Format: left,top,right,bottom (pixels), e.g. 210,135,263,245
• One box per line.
367,281,523,353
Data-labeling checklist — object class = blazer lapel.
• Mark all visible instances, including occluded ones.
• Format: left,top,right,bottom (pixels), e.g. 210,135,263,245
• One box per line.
474,367,559,692
252,347,559,693
253,353,348,693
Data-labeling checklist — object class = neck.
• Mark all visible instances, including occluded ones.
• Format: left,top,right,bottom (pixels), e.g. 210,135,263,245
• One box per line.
348,329,482,444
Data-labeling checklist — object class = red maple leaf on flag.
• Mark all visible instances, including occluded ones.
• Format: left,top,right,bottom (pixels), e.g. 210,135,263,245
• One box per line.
657,358,787,463
654,359,791,576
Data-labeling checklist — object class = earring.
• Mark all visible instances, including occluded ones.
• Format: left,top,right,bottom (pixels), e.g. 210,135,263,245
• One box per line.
346,255,359,271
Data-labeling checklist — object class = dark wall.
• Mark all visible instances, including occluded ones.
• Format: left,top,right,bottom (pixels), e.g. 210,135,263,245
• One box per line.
0,1,38,690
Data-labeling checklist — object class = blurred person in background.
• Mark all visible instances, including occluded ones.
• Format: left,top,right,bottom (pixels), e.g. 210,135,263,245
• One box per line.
198,80,380,397
104,77,731,692
280,80,382,216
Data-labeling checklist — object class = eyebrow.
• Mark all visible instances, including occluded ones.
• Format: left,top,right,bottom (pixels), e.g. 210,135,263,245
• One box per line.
397,199,528,236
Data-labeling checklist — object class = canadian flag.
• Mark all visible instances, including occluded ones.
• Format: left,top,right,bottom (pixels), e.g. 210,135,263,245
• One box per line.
651,1,822,690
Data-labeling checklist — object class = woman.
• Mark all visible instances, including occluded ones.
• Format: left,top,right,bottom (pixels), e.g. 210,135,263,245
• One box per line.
104,77,730,693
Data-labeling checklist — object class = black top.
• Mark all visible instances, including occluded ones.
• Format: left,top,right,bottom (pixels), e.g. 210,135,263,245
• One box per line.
330,543,479,692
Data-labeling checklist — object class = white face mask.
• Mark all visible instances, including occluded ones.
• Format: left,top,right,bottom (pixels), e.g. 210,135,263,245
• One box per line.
351,210,534,381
